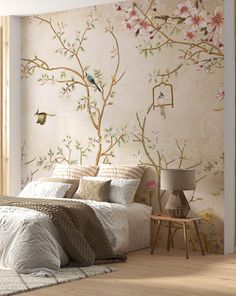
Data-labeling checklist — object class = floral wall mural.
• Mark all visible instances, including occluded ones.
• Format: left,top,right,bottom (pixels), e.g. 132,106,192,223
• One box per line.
21,0,224,253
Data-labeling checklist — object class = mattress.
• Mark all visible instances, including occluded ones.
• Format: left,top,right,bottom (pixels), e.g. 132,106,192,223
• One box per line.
0,199,151,272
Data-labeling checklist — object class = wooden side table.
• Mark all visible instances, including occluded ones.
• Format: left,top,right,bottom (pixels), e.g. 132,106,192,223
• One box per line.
150,215,205,259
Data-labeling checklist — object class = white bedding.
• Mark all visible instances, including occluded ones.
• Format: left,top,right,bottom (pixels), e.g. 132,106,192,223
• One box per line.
0,199,151,273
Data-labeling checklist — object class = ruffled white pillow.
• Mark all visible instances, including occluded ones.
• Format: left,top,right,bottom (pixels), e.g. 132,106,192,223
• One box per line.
82,176,140,205
18,181,71,199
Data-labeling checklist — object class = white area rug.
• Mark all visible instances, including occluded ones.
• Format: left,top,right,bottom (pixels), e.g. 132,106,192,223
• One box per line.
0,266,115,296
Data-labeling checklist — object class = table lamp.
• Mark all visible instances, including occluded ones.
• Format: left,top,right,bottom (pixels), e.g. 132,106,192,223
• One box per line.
160,169,195,218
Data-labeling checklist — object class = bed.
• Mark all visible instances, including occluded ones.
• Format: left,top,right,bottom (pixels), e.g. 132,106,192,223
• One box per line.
0,165,156,274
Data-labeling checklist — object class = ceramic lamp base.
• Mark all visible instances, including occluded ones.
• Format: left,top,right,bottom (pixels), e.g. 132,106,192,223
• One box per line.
165,191,190,218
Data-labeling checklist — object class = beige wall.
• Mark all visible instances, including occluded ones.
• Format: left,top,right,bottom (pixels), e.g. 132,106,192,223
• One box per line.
21,0,224,253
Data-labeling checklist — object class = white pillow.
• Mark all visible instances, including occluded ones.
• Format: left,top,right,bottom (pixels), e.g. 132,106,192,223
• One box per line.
18,181,71,199
82,177,140,205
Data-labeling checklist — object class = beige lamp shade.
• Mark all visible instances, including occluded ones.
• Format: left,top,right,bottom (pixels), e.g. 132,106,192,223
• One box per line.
160,169,195,191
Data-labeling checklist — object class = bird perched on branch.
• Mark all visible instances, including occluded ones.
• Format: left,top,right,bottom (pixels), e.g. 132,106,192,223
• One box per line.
157,91,165,102
157,92,166,119
85,72,101,92
35,109,56,125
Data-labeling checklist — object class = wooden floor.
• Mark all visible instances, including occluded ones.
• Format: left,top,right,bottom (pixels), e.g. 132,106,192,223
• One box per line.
21,248,236,296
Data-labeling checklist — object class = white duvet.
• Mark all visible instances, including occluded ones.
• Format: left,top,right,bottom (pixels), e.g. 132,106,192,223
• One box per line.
0,199,151,273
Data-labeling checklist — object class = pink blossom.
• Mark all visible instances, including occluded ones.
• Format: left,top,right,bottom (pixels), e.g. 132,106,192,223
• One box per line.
125,21,133,30
126,7,139,21
207,6,224,34
216,87,224,101
184,30,197,41
139,19,149,30
122,5,154,38
207,30,223,47
139,19,154,36
185,9,207,31
173,1,195,18
146,180,157,191
205,6,224,47
79,98,87,107
129,9,138,18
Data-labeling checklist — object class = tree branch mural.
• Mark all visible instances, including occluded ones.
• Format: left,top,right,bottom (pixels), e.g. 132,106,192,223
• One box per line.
132,97,223,252
132,101,205,211
116,0,224,115
21,1,224,253
36,135,94,170
125,0,224,252
21,141,39,187
22,12,127,166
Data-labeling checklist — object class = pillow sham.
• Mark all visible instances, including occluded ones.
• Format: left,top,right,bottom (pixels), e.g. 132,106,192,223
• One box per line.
97,164,145,179
82,176,141,205
39,177,80,199
18,181,71,199
109,178,140,205
76,178,111,202
52,164,98,180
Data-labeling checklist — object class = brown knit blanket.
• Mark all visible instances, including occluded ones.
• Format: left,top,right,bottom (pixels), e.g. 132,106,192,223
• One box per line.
0,196,126,266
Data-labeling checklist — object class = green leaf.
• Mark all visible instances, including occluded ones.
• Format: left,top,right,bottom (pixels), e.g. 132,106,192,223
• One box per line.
61,72,66,78
177,18,185,24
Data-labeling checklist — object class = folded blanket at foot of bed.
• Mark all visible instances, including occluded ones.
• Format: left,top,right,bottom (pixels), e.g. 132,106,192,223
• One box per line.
0,196,126,266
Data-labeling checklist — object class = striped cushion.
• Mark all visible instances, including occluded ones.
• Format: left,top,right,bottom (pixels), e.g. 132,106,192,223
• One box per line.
97,164,145,179
52,164,98,180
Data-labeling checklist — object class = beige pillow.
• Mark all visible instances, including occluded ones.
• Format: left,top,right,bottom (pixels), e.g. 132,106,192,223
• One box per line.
76,178,111,202
39,177,80,199
52,164,98,180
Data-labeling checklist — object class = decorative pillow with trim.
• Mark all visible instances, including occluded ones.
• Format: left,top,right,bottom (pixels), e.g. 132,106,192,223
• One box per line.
76,178,111,202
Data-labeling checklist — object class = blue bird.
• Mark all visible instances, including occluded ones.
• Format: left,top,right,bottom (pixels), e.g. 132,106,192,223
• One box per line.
157,92,166,119
85,72,101,92
158,91,165,100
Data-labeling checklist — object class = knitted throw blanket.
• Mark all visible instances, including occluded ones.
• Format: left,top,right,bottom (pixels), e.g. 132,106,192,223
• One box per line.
0,196,125,266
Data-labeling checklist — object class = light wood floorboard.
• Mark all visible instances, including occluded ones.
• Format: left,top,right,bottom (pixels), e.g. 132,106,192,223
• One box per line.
21,248,236,296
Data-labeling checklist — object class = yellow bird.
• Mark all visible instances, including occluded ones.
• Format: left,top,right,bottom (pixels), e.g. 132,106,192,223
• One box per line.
35,109,56,125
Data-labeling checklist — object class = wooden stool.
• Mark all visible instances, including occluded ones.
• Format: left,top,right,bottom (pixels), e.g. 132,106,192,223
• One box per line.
150,215,205,259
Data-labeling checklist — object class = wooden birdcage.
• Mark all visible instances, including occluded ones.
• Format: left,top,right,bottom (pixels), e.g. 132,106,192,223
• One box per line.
152,82,174,110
